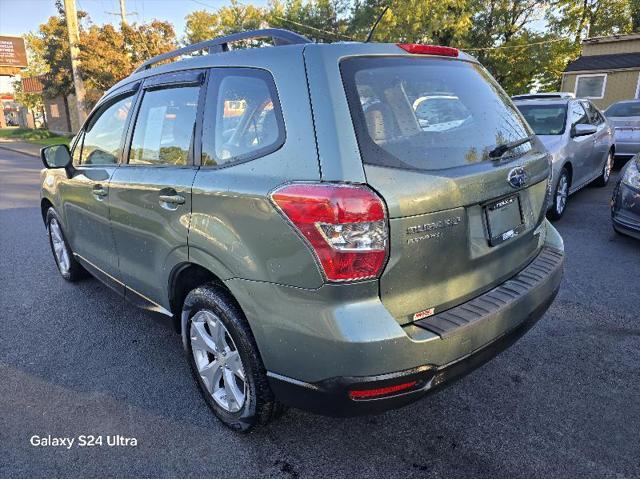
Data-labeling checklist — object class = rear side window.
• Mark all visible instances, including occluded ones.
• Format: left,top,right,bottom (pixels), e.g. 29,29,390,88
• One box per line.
81,94,134,165
341,57,531,171
202,68,285,167
129,86,200,166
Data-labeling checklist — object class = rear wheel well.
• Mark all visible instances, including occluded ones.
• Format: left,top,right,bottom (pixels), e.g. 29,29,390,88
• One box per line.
168,263,235,332
41,198,54,223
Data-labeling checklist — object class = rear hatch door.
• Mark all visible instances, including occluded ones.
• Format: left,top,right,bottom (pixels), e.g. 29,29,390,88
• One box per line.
341,54,551,325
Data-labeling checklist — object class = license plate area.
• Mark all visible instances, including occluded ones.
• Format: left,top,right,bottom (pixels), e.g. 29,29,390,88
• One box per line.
485,195,525,246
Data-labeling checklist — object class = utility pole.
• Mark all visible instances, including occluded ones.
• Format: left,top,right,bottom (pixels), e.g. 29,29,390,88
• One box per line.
119,0,127,26
63,0,87,126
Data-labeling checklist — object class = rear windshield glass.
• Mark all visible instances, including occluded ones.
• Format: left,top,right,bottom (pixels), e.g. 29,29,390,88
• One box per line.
516,104,567,135
605,102,640,117
341,57,531,171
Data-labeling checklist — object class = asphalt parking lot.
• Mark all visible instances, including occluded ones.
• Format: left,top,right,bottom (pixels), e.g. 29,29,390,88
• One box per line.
0,147,638,478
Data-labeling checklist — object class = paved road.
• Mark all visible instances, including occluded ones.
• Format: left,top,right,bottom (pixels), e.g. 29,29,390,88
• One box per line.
1,148,638,478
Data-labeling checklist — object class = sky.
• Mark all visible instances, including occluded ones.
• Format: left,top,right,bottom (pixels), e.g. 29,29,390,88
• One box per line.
0,0,270,38
0,0,268,91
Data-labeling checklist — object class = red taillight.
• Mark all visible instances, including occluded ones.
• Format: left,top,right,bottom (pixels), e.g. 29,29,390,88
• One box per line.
397,43,459,57
349,381,418,400
270,183,388,282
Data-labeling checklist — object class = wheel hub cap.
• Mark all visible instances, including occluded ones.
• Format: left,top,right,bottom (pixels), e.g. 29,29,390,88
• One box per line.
556,176,568,215
190,310,246,412
49,218,70,275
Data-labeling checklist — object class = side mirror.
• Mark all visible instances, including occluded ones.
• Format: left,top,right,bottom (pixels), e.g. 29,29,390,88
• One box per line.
571,123,597,138
41,144,72,169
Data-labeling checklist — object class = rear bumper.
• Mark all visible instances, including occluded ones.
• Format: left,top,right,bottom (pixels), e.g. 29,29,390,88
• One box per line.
261,226,564,416
613,141,640,158
268,287,558,416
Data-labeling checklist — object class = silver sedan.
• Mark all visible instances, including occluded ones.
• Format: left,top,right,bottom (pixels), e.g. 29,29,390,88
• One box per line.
514,98,615,219
604,100,640,161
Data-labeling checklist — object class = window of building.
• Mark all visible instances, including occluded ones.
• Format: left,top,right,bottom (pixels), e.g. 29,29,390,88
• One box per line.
575,74,607,99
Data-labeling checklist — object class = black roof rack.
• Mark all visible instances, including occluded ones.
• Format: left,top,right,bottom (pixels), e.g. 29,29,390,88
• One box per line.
133,28,312,74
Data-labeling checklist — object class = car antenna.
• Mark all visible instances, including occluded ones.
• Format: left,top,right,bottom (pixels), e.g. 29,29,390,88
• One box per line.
365,3,391,43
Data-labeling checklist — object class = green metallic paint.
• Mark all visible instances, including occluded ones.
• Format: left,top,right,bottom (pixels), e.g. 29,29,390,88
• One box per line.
40,41,565,394
108,166,197,310
226,221,563,383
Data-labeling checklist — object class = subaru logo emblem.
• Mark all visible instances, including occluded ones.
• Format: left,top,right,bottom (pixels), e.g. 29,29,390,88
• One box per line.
507,166,528,189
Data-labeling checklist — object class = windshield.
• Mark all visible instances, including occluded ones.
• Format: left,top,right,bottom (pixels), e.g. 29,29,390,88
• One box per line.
605,102,640,117
516,104,567,135
341,57,531,171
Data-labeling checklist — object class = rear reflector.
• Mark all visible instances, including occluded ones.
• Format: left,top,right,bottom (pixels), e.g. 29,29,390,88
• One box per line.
397,43,459,57
270,183,388,282
349,381,418,400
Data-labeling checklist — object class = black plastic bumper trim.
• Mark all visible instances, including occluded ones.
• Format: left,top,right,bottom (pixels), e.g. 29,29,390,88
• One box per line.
414,246,564,338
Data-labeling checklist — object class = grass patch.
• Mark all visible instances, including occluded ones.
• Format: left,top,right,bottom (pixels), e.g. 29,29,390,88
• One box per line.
0,127,71,146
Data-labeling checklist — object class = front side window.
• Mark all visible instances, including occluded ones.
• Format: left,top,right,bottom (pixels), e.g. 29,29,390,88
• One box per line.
81,94,134,165
575,74,606,99
582,101,604,125
569,102,589,126
341,57,532,171
129,86,200,166
516,104,567,136
202,69,285,167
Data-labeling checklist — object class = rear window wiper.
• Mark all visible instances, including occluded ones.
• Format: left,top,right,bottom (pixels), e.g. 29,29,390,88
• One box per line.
488,136,532,159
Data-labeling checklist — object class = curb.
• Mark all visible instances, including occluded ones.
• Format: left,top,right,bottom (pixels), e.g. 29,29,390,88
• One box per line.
0,144,41,158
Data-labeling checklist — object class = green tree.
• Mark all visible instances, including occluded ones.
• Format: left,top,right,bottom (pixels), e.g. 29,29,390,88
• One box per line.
77,20,176,107
632,0,640,31
349,0,472,44
268,0,352,41
185,0,265,44
546,0,632,45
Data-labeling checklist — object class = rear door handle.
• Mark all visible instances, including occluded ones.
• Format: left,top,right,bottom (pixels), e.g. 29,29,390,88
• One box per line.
92,185,108,200
158,194,185,205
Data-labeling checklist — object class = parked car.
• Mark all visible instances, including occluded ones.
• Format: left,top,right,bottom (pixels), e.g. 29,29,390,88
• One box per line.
604,100,640,161
611,154,640,239
512,92,575,101
514,97,615,219
40,29,564,432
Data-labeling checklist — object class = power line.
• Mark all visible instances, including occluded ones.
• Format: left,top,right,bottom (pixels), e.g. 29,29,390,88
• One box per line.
270,15,354,41
463,37,567,51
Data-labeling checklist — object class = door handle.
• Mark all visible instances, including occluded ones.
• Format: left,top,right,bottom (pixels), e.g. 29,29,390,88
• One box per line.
92,185,108,200
158,194,185,205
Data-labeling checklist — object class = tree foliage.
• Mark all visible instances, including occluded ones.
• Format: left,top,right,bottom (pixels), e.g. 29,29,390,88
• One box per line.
22,0,640,112
78,21,176,107
185,0,265,44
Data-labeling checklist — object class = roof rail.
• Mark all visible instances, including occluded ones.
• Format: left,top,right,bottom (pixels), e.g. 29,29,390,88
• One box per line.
133,28,312,74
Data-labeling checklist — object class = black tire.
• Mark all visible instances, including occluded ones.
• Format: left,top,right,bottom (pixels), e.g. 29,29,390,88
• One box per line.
547,168,570,221
46,208,86,281
594,149,614,187
182,283,285,432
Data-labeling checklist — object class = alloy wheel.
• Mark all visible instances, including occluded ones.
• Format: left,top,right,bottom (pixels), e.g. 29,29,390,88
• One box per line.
49,218,71,275
190,310,247,413
603,152,613,183
556,174,568,216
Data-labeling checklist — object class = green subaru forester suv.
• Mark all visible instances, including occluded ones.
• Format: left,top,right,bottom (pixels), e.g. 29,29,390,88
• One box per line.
40,29,564,432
